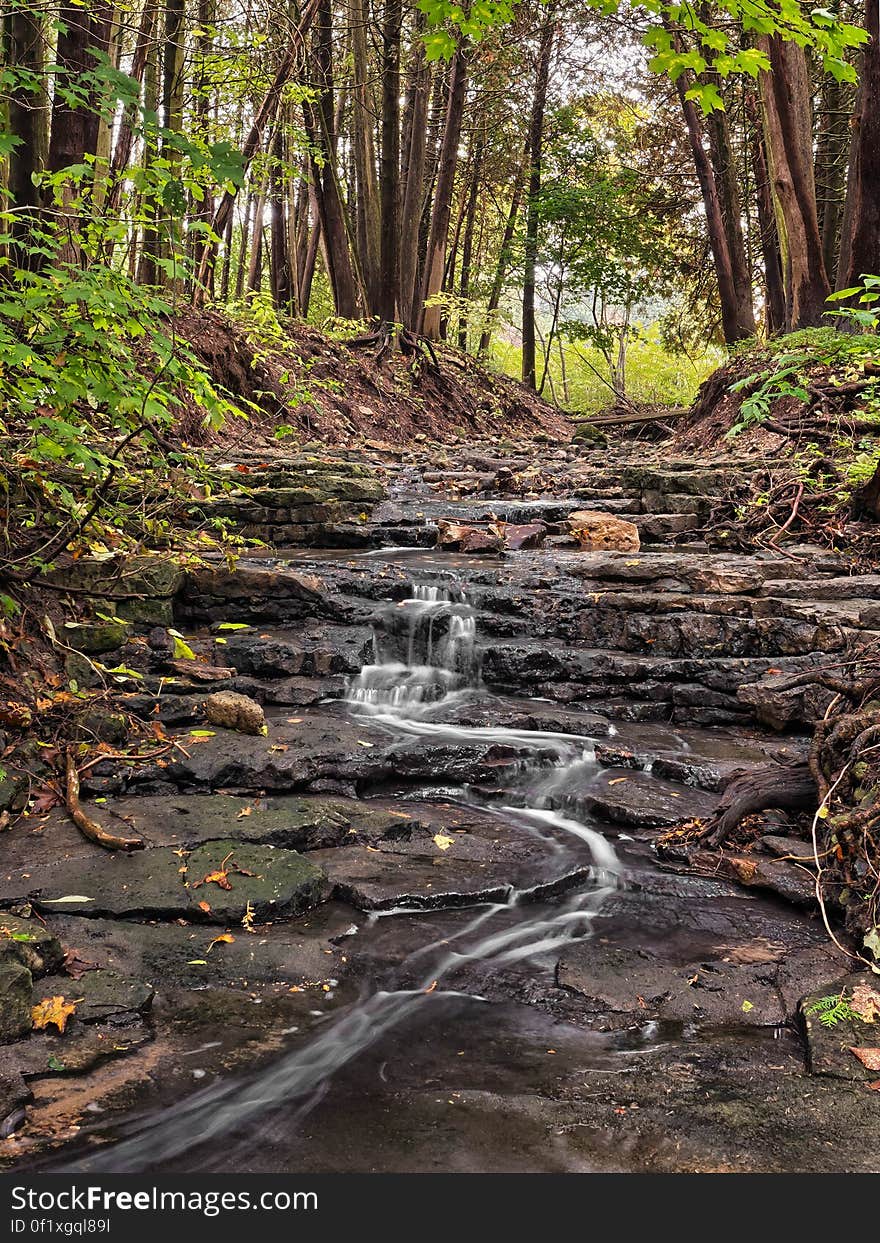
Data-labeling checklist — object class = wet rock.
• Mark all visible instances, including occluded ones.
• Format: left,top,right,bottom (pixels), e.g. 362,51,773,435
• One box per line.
309,806,593,911
760,834,811,859
60,793,416,852
47,905,354,989
184,839,328,922
8,1021,152,1080
566,510,640,552
801,974,880,1080
43,554,184,601
204,691,267,736
557,942,786,1027
436,521,503,554
555,769,719,830
0,960,33,1041
503,523,548,551
684,849,817,907
63,620,129,654
34,970,154,1026
0,1070,30,1137
0,914,64,977
9,838,329,924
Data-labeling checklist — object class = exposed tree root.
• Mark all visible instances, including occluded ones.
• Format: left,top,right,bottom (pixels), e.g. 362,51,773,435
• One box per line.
64,749,144,852
700,761,816,847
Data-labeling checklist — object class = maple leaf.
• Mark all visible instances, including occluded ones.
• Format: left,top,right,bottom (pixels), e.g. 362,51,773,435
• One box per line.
849,1047,880,1070
32,995,77,1034
197,868,233,890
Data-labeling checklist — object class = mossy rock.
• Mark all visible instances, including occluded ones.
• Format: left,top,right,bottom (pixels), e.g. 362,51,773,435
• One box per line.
45,554,184,600
63,620,129,655
0,960,33,1042
572,421,608,446
0,915,64,977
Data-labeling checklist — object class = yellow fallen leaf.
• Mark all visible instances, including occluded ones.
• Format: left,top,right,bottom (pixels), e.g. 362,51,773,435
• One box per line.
206,933,235,952
286,718,304,725
433,833,454,851
742,1000,754,1012
32,995,77,1034
608,777,628,785
625,560,641,566
237,806,253,819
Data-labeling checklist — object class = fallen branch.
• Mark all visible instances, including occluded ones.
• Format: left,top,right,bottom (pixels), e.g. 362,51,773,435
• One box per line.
700,760,816,848
64,750,144,852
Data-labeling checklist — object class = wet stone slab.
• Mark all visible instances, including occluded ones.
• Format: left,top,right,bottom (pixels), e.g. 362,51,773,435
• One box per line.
3,841,328,924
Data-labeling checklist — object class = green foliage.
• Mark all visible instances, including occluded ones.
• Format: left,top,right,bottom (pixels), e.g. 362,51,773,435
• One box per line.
827,274,880,333
804,993,859,1027
728,355,811,436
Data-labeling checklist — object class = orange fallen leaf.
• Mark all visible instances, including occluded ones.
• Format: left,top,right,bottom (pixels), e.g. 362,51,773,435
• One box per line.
199,869,233,890
286,718,304,725
32,995,77,1034
197,900,212,913
868,1080,880,1092
608,777,628,786
237,806,253,819
424,980,438,994
849,1046,880,1070
206,933,235,952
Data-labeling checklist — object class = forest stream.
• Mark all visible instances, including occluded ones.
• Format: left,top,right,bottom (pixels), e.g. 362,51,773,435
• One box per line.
3,453,877,1175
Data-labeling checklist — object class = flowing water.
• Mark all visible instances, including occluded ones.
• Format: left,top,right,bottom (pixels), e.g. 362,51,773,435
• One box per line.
60,579,623,1172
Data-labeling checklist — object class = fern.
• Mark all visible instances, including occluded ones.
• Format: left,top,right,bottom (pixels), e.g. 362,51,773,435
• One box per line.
804,994,858,1027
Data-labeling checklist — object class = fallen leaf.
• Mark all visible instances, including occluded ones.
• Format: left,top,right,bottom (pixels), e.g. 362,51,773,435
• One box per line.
32,995,77,1034
356,740,374,748
206,934,235,952
851,982,880,1023
187,959,208,965
424,980,438,994
608,777,628,786
868,1080,880,1092
42,895,94,905
286,717,304,725
197,900,212,913
849,1047,880,1070
433,833,454,851
62,949,98,980
741,1000,754,1013
198,869,233,891
237,806,253,819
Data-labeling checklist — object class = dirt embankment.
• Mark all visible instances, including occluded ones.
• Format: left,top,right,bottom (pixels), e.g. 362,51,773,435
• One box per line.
176,310,571,448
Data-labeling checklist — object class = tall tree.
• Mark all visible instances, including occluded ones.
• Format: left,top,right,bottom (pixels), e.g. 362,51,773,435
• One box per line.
522,11,555,390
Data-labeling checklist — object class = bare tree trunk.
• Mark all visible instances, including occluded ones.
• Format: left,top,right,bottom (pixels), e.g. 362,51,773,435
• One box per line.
351,0,380,311
478,143,527,356
399,19,430,330
378,0,402,323
814,69,854,286
419,49,467,339
105,1,156,224
522,13,555,390
759,36,830,328
457,132,484,351
675,63,755,343
745,88,786,334
4,1,49,254
194,0,321,296
842,0,880,287
706,93,756,335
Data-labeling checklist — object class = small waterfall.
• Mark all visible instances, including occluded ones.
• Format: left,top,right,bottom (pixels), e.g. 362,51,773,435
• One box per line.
347,581,479,715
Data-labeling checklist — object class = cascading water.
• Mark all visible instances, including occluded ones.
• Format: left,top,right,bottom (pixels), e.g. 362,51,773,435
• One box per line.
61,577,621,1173
347,582,479,714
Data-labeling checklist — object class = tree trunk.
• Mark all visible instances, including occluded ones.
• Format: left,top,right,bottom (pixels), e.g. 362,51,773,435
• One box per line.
759,37,830,328
194,0,321,296
378,0,402,323
522,13,555,390
478,143,527,356
399,19,430,330
814,69,854,286
457,133,484,351
675,65,755,343
160,0,186,282
351,0,381,311
745,88,786,335
105,1,156,225
4,2,49,253
706,92,756,336
419,49,468,339
305,0,360,317
841,0,880,287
